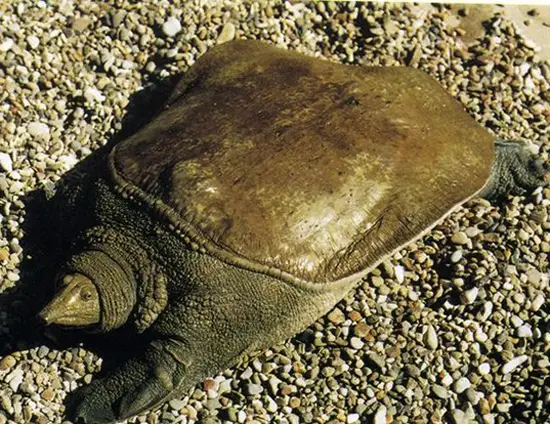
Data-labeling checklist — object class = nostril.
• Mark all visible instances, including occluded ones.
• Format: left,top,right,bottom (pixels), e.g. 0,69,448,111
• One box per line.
38,301,59,326
38,310,51,325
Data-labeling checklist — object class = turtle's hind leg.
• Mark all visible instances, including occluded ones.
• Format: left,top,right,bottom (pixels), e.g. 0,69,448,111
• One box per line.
479,139,549,201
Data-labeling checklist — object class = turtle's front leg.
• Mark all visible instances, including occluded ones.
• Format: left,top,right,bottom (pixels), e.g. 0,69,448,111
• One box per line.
67,337,191,424
480,139,549,200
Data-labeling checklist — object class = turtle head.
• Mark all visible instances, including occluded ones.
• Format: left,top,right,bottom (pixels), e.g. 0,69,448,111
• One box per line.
39,249,137,332
39,273,100,327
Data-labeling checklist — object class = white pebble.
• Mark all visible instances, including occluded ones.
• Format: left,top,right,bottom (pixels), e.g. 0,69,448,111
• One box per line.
0,152,13,173
475,328,488,343
483,413,495,424
424,324,438,350
394,265,405,283
240,367,252,380
27,34,40,49
517,325,533,338
145,61,156,73
0,38,14,52
7,271,19,282
530,294,544,312
453,377,471,394
502,355,528,374
27,122,50,138
349,337,364,350
237,410,247,423
373,405,387,424
518,62,530,76
510,315,523,328
462,287,478,304
450,250,463,263
347,413,360,424
441,372,453,387
478,363,491,375
265,395,277,413
7,368,23,392
502,281,514,290
58,155,78,171
162,17,182,37
84,86,106,103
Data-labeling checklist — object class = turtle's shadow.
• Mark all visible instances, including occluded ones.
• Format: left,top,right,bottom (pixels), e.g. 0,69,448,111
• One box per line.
0,74,183,363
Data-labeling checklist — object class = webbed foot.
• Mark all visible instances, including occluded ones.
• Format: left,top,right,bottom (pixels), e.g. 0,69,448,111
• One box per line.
480,139,549,201
66,339,191,424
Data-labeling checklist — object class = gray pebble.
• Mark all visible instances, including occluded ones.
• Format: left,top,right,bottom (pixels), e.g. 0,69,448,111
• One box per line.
453,377,471,394
432,384,450,399
246,383,263,396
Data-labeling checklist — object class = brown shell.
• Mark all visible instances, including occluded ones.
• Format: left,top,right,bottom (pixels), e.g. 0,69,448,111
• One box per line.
109,40,494,285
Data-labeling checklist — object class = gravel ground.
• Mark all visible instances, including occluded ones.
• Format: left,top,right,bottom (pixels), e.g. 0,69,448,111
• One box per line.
0,1,549,424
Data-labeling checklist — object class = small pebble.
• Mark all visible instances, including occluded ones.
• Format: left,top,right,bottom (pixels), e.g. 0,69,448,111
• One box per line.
246,383,263,396
162,17,182,37
27,122,50,138
0,153,12,173
450,409,468,424
327,308,345,325
349,337,364,350
451,231,469,245
424,324,438,350
502,355,529,374
530,294,544,311
516,325,533,338
347,413,360,423
0,356,16,371
168,399,186,411
432,384,450,399
478,363,491,375
394,265,405,283
217,22,236,44
26,34,40,49
0,38,13,51
7,369,23,392
450,250,463,263
461,287,478,304
453,377,471,394
373,405,387,424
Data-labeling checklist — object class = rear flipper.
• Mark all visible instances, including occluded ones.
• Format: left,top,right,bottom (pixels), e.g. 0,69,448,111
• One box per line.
479,139,549,201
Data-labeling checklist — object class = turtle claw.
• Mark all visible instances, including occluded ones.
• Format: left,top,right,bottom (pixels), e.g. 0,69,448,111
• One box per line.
66,340,190,424
66,382,116,424
117,376,174,421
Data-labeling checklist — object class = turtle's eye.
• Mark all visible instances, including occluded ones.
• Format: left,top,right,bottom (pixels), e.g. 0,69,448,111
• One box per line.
80,287,94,302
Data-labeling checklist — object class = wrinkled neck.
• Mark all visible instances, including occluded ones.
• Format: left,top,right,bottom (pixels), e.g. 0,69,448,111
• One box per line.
65,246,136,332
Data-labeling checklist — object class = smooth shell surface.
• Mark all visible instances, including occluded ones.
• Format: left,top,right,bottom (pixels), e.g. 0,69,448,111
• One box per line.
110,40,494,284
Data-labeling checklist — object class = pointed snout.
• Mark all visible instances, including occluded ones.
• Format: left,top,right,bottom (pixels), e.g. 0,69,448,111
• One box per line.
39,273,101,327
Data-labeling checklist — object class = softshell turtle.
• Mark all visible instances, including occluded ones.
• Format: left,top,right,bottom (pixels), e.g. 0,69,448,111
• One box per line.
39,40,548,423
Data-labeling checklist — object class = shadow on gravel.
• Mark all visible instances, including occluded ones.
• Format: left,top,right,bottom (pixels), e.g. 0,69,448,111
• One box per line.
0,74,183,364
